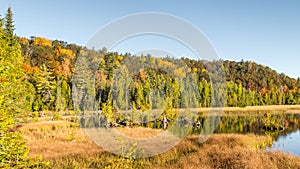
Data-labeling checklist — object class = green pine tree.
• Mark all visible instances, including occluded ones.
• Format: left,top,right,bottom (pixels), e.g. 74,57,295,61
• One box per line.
0,14,48,167
35,64,56,109
4,7,15,38
0,15,3,29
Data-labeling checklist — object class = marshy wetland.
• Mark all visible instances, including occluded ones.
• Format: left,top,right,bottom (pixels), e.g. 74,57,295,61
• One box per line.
20,105,300,168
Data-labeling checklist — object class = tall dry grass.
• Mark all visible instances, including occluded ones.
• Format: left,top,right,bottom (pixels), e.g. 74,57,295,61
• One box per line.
20,121,104,160
20,121,300,169
189,105,300,115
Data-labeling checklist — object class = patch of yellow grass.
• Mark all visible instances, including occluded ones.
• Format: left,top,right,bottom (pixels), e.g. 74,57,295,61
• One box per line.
20,121,103,160
114,127,164,138
189,105,300,113
160,134,300,169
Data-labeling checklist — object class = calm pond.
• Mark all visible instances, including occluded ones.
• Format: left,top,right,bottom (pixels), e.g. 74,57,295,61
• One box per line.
207,112,300,156
166,112,300,156
268,129,300,156
82,110,300,156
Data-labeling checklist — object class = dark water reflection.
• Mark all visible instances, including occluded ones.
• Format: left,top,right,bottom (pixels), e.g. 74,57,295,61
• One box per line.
192,113,300,136
191,112,300,156
81,111,300,155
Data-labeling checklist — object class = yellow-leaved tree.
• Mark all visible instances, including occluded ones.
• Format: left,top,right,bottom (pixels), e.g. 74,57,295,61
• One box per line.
0,8,49,168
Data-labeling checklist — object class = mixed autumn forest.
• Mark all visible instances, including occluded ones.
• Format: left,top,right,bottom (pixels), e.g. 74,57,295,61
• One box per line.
1,7,300,168
19,30,300,112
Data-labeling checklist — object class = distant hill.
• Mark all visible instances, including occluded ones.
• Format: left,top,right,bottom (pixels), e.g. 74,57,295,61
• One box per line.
18,36,300,111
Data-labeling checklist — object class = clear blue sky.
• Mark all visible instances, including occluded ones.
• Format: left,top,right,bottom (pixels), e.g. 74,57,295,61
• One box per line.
1,0,299,78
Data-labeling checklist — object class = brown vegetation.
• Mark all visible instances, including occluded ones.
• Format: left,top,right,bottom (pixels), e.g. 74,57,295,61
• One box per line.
21,121,300,169
192,105,300,114
115,127,165,138
20,121,104,160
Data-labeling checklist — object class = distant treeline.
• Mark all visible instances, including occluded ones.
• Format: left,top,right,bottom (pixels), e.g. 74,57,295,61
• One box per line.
17,36,300,113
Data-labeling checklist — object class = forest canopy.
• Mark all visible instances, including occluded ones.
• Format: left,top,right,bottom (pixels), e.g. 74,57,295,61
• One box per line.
17,35,300,112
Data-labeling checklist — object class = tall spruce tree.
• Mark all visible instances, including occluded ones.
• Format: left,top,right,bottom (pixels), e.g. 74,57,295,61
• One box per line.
0,15,3,29
4,7,15,38
0,11,47,167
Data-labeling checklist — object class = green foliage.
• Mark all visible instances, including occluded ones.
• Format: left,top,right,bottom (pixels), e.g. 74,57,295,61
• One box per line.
264,112,279,128
35,64,56,105
0,115,30,167
0,9,49,168
103,138,146,169
15,34,300,116
4,7,14,38
52,112,62,121
54,79,70,111
102,102,114,124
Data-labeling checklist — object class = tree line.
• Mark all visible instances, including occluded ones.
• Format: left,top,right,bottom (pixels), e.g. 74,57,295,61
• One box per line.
18,39,300,112
2,8,300,114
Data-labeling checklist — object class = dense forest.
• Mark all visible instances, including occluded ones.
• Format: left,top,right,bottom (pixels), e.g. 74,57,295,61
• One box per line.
17,35,300,113
0,8,299,116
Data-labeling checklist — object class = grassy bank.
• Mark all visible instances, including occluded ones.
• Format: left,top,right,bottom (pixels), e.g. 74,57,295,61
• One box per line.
20,121,300,169
26,104,300,120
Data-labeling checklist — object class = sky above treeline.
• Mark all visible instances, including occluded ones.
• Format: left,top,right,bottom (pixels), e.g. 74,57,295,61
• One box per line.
0,0,299,78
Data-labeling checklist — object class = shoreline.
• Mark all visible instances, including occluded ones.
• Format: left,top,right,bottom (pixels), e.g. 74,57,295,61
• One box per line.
20,121,300,168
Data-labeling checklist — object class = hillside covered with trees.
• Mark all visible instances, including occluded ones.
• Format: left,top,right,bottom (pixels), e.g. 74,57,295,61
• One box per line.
17,36,300,112
0,7,298,115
